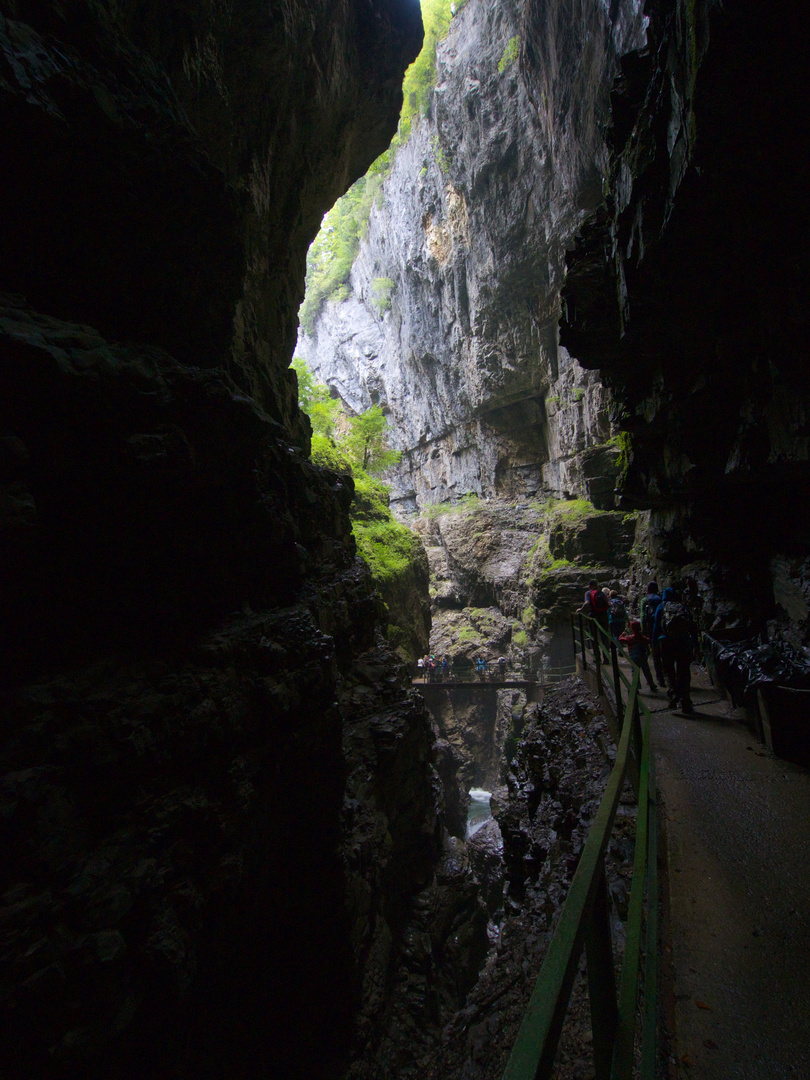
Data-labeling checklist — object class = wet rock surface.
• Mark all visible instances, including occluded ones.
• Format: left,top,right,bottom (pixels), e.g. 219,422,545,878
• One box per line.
426,678,632,1080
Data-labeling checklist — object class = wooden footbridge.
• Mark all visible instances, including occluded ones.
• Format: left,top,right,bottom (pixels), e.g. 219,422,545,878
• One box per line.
411,664,575,704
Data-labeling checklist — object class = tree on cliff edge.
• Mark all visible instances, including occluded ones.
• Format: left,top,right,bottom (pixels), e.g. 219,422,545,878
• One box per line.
344,405,402,475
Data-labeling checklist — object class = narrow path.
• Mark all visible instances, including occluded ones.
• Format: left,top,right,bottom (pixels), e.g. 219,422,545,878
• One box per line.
649,668,810,1079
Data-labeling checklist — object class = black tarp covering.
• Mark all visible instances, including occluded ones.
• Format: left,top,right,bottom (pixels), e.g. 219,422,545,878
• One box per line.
703,634,810,708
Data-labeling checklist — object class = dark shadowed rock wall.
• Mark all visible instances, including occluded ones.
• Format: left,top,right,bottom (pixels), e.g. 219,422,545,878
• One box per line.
561,0,810,638
0,3,433,1078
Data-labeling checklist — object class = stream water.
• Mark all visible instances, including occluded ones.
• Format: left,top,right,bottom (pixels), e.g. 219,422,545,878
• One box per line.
467,788,493,838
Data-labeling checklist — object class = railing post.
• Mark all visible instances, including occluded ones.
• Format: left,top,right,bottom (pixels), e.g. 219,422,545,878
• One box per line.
578,614,588,670
611,639,623,725
585,863,619,1080
632,693,643,766
591,620,603,696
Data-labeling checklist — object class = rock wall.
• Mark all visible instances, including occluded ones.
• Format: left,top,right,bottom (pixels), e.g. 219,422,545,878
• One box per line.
560,0,810,640
296,0,649,511
298,0,810,645
0,4,448,1079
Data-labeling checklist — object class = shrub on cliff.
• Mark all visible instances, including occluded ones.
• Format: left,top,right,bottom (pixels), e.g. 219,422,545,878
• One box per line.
296,362,428,659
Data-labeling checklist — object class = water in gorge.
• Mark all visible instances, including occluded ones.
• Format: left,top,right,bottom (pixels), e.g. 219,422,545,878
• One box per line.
466,787,493,838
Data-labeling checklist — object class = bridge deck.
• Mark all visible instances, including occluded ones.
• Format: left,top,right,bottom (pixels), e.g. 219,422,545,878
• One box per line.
411,678,537,690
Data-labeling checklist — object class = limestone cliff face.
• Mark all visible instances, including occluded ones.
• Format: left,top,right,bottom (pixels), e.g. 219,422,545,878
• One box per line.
296,0,648,511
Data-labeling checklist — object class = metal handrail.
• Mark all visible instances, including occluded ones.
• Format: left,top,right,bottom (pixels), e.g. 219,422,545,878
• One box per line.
502,616,659,1080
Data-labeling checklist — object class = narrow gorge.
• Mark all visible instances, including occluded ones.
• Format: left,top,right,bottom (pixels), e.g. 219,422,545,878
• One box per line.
1,1,808,1079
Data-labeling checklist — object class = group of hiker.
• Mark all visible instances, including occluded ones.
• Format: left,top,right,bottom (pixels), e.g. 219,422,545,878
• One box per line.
580,579,699,714
418,654,451,680
416,653,510,682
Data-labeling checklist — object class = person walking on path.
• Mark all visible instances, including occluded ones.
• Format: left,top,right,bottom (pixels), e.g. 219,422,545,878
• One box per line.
581,579,611,660
619,620,658,692
641,581,664,685
653,586,698,713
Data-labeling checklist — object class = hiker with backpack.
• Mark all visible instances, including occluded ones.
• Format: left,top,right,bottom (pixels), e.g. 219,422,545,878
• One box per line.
653,586,698,713
641,581,665,685
607,590,628,641
581,579,611,660
619,620,658,693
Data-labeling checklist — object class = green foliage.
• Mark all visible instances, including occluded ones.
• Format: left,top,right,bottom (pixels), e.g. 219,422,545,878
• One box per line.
512,629,529,647
291,356,316,410
371,277,396,313
344,405,402,476
498,35,520,73
572,387,585,403
299,175,382,334
457,628,480,643
291,357,341,436
293,358,400,477
310,433,353,474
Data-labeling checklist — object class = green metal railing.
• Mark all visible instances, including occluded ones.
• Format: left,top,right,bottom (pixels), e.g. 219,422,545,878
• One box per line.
503,616,659,1080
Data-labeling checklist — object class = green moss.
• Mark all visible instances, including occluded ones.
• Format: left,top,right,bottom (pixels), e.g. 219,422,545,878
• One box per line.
498,35,520,73
352,518,422,584
572,387,585,403
423,492,481,518
614,432,632,488
371,277,395,312
431,132,451,175
537,556,577,583
550,498,596,521
457,628,480,643
351,470,392,522
512,629,528,647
